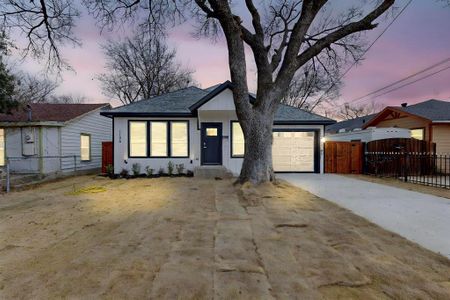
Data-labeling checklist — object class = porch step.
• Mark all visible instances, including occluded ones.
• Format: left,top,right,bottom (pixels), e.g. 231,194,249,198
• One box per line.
194,166,233,179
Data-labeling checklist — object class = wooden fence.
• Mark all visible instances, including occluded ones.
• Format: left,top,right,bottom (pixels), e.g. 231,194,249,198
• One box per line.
366,138,436,153
324,141,363,174
102,141,113,173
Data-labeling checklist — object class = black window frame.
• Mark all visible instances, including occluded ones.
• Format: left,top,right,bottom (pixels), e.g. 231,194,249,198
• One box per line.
80,133,91,162
169,121,190,158
128,120,149,158
128,120,190,159
230,121,245,158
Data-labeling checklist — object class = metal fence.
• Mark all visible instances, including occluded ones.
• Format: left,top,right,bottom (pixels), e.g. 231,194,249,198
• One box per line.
1,155,102,193
364,152,450,189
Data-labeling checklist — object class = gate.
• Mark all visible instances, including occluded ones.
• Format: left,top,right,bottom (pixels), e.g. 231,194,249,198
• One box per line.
102,141,113,173
325,141,363,174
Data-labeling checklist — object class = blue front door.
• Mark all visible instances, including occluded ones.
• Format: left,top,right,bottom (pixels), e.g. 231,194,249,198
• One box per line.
201,123,222,165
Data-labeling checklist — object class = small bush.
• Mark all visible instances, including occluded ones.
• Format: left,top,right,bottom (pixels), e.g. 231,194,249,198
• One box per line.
186,170,194,177
167,161,174,176
132,163,141,176
105,164,114,178
145,166,154,177
176,163,185,175
158,167,165,175
120,168,129,178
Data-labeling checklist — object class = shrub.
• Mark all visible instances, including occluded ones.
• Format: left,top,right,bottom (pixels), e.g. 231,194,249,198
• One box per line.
120,168,129,178
132,163,141,176
186,170,194,177
167,161,174,176
158,167,165,175
145,166,154,177
176,163,185,175
105,164,114,178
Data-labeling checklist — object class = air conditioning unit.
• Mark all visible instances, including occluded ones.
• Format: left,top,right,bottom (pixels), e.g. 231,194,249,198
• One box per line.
22,128,37,156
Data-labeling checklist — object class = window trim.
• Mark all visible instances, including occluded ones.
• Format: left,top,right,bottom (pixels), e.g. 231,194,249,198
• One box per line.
80,133,91,162
230,121,245,158
149,121,169,158
128,120,149,158
170,121,190,158
410,127,425,140
127,120,190,159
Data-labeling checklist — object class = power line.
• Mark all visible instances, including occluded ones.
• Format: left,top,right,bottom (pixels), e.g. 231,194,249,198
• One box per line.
315,0,414,104
346,57,450,103
362,65,450,100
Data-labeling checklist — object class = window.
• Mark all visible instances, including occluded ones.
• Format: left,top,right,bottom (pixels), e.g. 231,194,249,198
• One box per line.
206,128,218,136
150,122,168,157
128,121,189,158
171,122,188,157
80,134,91,161
231,121,245,157
411,128,424,140
129,121,148,157
0,129,5,166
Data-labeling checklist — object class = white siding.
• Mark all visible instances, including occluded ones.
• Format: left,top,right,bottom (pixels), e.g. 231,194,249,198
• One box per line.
113,114,326,176
4,127,40,173
61,110,112,172
198,88,235,111
113,117,199,174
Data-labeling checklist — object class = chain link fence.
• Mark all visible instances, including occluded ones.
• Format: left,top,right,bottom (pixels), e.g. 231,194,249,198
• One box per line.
1,155,102,192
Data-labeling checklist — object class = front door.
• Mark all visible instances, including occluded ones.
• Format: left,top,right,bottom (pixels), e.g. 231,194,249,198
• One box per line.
201,123,222,165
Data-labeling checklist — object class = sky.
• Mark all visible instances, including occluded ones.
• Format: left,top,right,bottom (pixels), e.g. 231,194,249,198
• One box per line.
9,0,450,109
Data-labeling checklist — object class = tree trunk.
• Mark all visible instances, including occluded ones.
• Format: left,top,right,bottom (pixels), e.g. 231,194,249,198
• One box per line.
239,109,276,184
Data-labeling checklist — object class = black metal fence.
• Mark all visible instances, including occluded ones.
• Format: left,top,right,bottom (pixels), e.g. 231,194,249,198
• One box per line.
365,152,450,189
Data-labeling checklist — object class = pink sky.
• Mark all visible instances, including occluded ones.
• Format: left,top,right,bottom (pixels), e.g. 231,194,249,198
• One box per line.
10,1,450,109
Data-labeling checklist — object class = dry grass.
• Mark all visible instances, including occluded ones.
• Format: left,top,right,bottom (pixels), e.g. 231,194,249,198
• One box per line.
347,174,450,199
0,175,449,299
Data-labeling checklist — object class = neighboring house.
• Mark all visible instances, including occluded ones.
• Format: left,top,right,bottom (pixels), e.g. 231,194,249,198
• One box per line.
326,114,377,134
325,127,411,143
361,100,450,153
0,103,111,175
101,81,335,176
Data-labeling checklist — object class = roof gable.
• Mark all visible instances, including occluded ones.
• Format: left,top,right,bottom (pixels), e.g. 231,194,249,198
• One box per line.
101,81,335,124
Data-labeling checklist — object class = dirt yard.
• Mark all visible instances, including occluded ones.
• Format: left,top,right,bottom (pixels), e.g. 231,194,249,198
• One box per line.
347,174,450,199
1,176,450,299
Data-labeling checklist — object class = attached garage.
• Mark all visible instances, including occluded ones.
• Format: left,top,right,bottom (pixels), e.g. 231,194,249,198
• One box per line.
272,129,320,173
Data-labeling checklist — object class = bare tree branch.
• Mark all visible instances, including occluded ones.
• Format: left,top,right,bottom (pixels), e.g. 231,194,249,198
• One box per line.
99,34,194,105
0,0,80,71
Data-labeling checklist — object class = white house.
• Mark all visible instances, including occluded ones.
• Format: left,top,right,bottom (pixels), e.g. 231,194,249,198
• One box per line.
0,103,111,176
101,81,335,176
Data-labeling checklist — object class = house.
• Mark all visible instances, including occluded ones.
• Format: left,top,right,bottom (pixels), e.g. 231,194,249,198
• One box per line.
325,127,411,143
326,114,377,134
0,103,111,176
100,81,335,176
361,100,450,153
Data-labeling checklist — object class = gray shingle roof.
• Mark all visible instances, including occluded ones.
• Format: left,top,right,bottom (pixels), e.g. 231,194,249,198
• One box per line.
400,99,450,121
109,86,208,114
326,114,377,134
276,104,335,123
103,83,335,124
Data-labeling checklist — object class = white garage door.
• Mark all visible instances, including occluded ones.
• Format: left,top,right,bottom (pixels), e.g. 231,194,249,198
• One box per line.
272,131,316,172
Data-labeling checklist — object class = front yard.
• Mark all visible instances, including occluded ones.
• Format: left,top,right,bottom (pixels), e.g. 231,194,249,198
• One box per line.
1,176,449,299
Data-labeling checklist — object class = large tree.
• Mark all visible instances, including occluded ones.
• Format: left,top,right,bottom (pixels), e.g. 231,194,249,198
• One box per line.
191,0,395,183
99,35,194,105
0,0,397,183
0,30,16,113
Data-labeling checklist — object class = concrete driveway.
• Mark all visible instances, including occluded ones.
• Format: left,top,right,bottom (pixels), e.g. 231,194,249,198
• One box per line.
279,173,450,259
